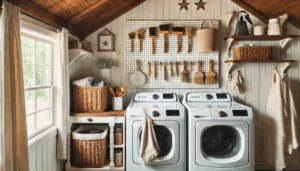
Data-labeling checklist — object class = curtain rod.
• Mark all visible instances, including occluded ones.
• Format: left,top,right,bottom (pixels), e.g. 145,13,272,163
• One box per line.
21,12,62,33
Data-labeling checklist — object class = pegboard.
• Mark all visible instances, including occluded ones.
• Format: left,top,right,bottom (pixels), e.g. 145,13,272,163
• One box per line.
126,20,219,89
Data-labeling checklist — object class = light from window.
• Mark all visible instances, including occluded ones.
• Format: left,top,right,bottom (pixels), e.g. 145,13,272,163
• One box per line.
21,32,54,138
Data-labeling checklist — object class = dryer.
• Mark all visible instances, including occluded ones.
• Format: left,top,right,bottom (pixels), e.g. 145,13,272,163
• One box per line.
182,92,254,171
126,92,186,171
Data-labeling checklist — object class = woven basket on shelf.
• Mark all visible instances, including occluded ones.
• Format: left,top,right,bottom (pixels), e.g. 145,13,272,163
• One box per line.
72,126,108,168
72,86,108,112
232,46,272,60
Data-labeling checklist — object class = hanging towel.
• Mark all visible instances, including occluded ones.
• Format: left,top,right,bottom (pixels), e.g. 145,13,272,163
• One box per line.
139,111,161,165
282,77,298,154
264,69,298,171
233,71,244,94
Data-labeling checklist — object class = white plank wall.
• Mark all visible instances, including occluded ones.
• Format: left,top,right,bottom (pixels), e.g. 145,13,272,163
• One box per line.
69,0,300,169
29,136,63,171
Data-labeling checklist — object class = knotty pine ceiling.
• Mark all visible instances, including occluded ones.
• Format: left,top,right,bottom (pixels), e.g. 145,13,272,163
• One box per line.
7,0,146,39
232,0,300,30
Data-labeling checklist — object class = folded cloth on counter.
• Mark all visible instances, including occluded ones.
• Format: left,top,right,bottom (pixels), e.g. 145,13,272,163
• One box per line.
139,110,161,165
72,77,94,86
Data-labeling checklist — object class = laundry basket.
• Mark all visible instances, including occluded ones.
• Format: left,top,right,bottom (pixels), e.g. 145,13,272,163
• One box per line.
196,19,217,53
72,125,108,168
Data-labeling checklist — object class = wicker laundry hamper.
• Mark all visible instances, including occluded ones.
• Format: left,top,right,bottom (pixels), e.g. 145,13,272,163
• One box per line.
196,19,217,53
232,46,272,60
72,85,108,112
72,125,108,168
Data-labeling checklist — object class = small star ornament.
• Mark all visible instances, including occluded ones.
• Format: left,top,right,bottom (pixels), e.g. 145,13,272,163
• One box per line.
102,40,109,47
178,0,189,11
195,0,206,10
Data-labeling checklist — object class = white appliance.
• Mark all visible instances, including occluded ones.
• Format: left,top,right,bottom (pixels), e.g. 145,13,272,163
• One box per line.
126,92,186,171
182,92,254,171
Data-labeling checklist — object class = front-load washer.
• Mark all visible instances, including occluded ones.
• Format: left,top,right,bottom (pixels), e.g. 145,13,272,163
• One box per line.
126,92,186,171
182,92,254,171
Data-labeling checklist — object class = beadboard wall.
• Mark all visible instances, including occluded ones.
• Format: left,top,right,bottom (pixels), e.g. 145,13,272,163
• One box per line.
69,0,300,169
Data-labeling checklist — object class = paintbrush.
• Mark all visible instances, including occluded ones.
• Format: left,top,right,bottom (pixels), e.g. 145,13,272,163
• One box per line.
154,62,157,79
136,28,145,52
193,60,204,84
181,61,188,82
185,27,193,53
149,27,157,54
159,24,171,53
205,60,216,84
129,32,135,53
172,27,185,53
148,62,151,77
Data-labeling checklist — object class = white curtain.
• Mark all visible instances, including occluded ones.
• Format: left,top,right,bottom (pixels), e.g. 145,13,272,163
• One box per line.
0,1,29,171
55,28,69,160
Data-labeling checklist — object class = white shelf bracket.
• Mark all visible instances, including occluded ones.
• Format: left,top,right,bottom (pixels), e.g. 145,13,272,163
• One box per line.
280,37,292,58
226,38,235,57
226,11,235,33
281,62,292,76
227,62,235,81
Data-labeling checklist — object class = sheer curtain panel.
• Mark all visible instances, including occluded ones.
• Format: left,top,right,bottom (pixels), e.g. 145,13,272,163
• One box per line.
55,28,70,160
0,1,29,171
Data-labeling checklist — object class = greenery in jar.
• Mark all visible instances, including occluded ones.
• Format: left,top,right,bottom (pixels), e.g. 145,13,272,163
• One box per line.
97,58,117,69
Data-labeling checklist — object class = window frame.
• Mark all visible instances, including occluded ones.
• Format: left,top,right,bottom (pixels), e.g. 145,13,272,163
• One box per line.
21,30,55,140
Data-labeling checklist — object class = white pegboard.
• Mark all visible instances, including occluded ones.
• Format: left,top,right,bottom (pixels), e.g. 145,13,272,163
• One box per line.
126,20,219,89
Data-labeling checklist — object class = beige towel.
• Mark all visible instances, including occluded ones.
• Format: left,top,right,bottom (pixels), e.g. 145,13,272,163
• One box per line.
139,112,161,165
233,71,244,94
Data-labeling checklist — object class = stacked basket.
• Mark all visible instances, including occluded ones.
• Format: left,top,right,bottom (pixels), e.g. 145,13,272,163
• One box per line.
232,46,272,60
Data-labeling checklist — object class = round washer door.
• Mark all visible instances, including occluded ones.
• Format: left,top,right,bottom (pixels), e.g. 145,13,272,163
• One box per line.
132,121,180,165
195,121,249,168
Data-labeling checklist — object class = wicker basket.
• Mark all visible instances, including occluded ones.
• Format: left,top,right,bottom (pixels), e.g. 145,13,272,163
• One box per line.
72,126,108,168
232,46,272,60
72,86,108,112
196,19,217,53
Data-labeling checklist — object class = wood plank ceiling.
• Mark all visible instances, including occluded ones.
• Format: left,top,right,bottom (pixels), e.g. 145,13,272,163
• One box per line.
7,0,146,39
232,0,300,29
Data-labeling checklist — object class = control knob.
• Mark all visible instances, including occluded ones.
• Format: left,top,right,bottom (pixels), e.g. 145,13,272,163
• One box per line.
206,94,213,100
218,111,228,117
152,111,160,117
152,94,159,100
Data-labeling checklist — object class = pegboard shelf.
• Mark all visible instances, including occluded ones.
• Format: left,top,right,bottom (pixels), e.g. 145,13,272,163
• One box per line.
126,20,220,89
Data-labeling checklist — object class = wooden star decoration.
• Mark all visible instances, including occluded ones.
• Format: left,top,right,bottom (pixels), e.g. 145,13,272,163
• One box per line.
178,0,189,11
195,0,206,10
102,40,109,47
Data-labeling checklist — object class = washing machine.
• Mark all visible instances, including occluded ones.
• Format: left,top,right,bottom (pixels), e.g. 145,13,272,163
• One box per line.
126,92,186,171
182,92,254,171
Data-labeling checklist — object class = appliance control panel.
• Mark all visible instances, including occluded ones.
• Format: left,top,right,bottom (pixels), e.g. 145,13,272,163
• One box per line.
166,110,180,116
186,93,232,102
134,92,177,102
233,110,248,116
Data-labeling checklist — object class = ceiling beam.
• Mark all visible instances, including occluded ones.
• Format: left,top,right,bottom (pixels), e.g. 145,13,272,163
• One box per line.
231,0,269,24
6,0,83,39
82,0,146,39
68,0,109,25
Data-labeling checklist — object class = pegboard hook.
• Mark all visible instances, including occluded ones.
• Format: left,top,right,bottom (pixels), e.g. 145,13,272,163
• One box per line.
281,62,292,76
227,62,235,81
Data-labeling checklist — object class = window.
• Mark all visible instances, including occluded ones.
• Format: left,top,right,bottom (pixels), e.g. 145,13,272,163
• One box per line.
21,31,54,138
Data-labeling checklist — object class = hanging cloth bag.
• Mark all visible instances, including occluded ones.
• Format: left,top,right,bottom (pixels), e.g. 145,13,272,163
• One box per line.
233,71,244,94
196,19,217,53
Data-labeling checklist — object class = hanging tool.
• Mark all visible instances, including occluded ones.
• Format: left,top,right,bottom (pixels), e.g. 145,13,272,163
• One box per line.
185,27,193,53
234,11,253,35
149,27,157,54
148,62,151,77
129,60,146,87
136,28,145,52
172,27,185,53
129,32,136,53
193,60,204,84
154,62,157,79
205,60,216,84
181,61,189,82
159,24,171,53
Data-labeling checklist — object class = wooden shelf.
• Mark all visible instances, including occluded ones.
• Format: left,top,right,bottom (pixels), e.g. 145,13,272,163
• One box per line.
224,35,299,41
71,109,126,117
225,59,295,63
69,48,92,65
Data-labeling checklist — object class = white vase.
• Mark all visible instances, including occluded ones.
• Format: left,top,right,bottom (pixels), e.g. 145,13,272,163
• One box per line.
267,18,281,35
99,68,111,84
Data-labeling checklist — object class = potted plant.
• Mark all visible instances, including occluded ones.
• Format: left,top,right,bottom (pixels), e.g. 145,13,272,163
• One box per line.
96,58,117,84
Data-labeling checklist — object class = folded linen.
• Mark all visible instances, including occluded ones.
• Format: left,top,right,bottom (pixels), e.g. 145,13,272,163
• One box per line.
72,77,94,86
139,111,161,165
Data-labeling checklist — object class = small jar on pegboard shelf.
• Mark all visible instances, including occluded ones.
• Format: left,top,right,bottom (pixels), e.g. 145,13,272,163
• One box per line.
115,128,123,145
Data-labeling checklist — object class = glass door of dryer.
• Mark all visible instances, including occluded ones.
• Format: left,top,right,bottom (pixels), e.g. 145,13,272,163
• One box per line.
132,121,180,165
195,121,249,168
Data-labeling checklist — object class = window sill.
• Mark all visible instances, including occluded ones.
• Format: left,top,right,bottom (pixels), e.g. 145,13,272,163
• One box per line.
28,126,58,152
